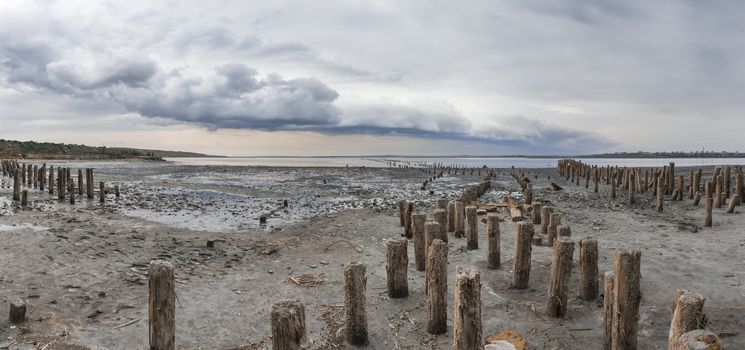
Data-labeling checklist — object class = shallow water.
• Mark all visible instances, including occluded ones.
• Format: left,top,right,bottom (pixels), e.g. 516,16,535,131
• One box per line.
166,156,745,168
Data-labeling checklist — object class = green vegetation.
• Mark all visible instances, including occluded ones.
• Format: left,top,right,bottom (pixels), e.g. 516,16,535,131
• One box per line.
0,139,212,160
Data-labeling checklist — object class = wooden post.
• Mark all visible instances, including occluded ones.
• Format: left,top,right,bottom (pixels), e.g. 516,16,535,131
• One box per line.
724,166,731,198
48,166,54,195
737,173,744,206
403,201,414,238
540,207,553,235
715,175,723,208
465,205,478,250
704,181,713,227
148,260,175,350
398,200,406,226
77,169,83,196
726,195,738,213
13,168,20,201
69,182,75,204
604,271,615,350
437,198,448,210
629,173,636,204
454,201,465,238
486,214,500,269
547,237,574,317
532,201,542,225
667,290,705,350
21,190,28,206
386,239,409,298
447,202,456,233
657,177,664,212
87,169,94,199
270,300,307,350
412,212,427,272
9,299,26,324
611,249,642,350
100,181,106,203
579,237,599,301
115,184,120,198
611,177,617,199
433,209,447,241
453,266,482,350
512,222,534,289
344,262,368,346
557,224,572,238
693,191,701,206
675,330,720,350
426,239,448,335
547,213,561,247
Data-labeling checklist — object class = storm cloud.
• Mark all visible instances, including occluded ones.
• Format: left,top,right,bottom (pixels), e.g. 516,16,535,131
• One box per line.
1,0,743,154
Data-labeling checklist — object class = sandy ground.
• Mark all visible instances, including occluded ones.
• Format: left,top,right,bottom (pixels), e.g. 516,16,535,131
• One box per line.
0,163,743,349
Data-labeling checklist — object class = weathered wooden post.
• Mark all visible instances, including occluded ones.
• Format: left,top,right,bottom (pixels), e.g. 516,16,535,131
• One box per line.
99,181,106,203
704,181,713,227
437,198,448,210
403,201,414,238
453,266,482,350
454,201,465,238
512,222,534,289
447,201,456,233
657,177,664,212
486,214,500,269
726,195,738,213
579,237,598,301
737,173,744,206
426,239,448,335
77,169,83,196
611,249,642,350
611,177,617,199
547,213,561,247
465,205,478,250
13,168,20,201
667,290,705,350
557,224,571,238
540,207,553,234
270,300,308,350
398,200,406,226
115,184,120,198
675,330,720,350
344,262,368,346
87,169,94,199
629,173,636,204
547,237,574,317
693,191,701,206
9,299,26,324
412,212,427,272
603,271,615,350
433,209,447,240
715,175,723,208
148,260,175,350
724,166,731,198
21,190,28,206
532,201,542,225
386,239,409,298
48,166,54,195
69,182,75,204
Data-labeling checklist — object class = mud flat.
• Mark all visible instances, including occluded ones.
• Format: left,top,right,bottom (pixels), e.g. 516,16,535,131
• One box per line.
0,161,743,349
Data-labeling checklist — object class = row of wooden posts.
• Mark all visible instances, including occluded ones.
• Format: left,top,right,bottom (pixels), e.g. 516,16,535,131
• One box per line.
130,166,721,349
512,163,720,350
1,159,120,205
557,159,744,227
3,161,721,349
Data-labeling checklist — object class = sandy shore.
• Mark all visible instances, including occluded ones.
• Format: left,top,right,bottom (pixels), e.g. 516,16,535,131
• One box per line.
0,163,743,349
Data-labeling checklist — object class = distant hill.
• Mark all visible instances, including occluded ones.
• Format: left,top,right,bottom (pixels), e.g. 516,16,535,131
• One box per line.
0,139,214,160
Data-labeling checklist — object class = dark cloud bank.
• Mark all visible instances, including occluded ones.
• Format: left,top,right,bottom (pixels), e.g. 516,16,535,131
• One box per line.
0,41,609,154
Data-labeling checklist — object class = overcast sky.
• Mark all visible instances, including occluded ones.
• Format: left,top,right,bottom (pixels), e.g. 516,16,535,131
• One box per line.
0,0,743,156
